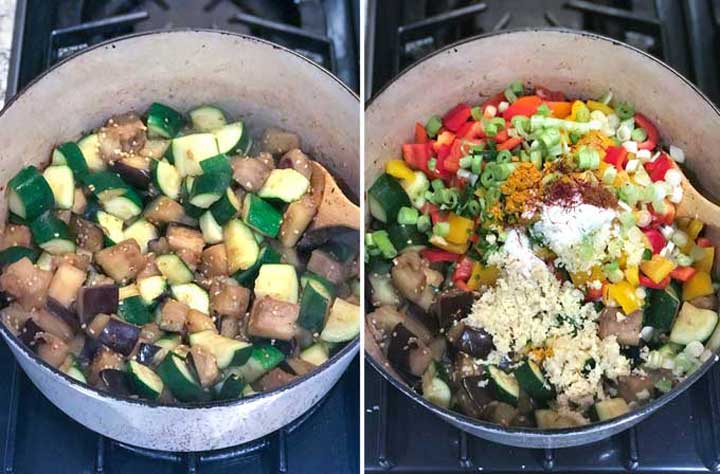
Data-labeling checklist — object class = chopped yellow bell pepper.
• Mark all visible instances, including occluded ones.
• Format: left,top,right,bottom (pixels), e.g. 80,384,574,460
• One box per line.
694,246,715,274
570,266,604,287
446,213,474,246
613,170,630,188
467,262,499,290
568,100,588,122
586,100,614,116
385,159,415,181
607,280,642,314
625,265,640,287
687,219,704,241
429,235,469,254
681,241,695,256
640,255,677,284
682,271,714,301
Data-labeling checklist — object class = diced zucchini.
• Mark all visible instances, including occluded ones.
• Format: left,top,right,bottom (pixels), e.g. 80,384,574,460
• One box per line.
214,121,251,156
515,360,553,401
95,210,124,244
199,211,223,244
387,222,428,252
146,102,185,139
137,275,167,305
155,334,182,351
189,172,231,208
422,376,451,409
119,283,140,300
300,272,336,298
189,330,253,369
123,219,157,253
535,410,586,429
0,247,39,266
52,142,89,179
232,245,281,287
35,251,54,271
213,373,245,400
254,264,299,304
77,134,106,172
156,353,208,402
209,188,241,225
298,280,331,332
300,342,329,366
669,302,719,345
172,133,219,177
128,359,164,400
368,174,411,223
63,356,87,383
242,194,282,238
119,295,153,325
594,398,630,421
42,165,75,210
488,366,520,406
30,212,75,254
258,168,310,203
82,172,126,201
189,105,227,132
102,189,143,221
223,219,260,273
227,345,284,384
646,285,681,332
8,166,55,220
199,154,233,175
320,297,360,343
171,283,210,314
152,159,181,200
156,254,194,285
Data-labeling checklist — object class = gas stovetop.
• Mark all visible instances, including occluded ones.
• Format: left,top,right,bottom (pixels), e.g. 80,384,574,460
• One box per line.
365,1,720,473
1,1,359,473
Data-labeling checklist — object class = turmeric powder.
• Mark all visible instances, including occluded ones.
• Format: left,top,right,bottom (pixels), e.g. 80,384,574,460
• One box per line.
500,162,543,216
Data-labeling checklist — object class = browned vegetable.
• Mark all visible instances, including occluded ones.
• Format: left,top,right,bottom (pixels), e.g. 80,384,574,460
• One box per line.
98,112,147,162
200,244,228,278
148,236,171,254
144,196,186,225
307,250,345,285
434,289,475,328
86,313,111,339
159,298,189,332
0,224,31,249
139,139,170,159
186,309,216,334
0,257,52,310
247,296,299,340
30,308,74,342
284,357,316,376
95,239,144,284
598,308,643,346
98,317,141,356
89,346,124,385
219,316,239,338
391,251,440,312
278,165,324,248
166,224,204,268
256,151,275,170
689,294,719,311
387,323,432,377
140,322,162,342
278,149,312,180
37,332,70,368
77,285,118,324
487,402,519,427
188,346,219,387
69,215,104,252
46,297,80,332
210,278,250,318
261,127,300,155
231,157,271,192
617,375,655,403
366,305,433,345
111,155,152,190
1,302,32,335
47,263,86,308
136,255,160,280
71,188,87,215
254,367,296,391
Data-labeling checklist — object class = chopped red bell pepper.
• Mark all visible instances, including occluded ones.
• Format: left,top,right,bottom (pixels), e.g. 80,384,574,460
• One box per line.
442,140,464,173
604,146,628,171
453,256,474,282
462,121,485,140
494,128,510,143
402,143,433,174
585,284,604,302
421,203,447,224
640,274,671,289
420,248,457,263
454,280,472,292
697,237,714,248
644,153,673,182
443,103,472,132
415,122,428,144
482,91,506,109
433,130,455,152
535,85,566,101
503,95,543,120
649,201,675,226
643,228,666,254
634,113,659,151
670,266,697,282
497,137,523,151
455,121,474,139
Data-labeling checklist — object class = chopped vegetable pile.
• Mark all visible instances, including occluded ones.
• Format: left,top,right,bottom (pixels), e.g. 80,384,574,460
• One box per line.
367,82,719,428
0,103,360,404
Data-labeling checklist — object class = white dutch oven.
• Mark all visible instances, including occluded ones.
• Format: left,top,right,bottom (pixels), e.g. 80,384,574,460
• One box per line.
0,29,359,452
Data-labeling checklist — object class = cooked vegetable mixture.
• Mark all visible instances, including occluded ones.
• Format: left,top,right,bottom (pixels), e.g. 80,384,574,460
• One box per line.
0,103,360,403
367,82,719,428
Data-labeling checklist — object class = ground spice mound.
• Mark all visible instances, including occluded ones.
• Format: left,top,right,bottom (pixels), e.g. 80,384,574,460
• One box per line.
544,176,617,209
500,162,543,216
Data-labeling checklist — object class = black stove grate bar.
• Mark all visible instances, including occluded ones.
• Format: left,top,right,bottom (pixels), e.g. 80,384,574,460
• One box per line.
48,10,150,67
232,11,336,74
376,376,390,470
565,0,661,27
394,3,488,74
654,0,690,79
2,365,20,474
493,12,512,32
682,0,720,106
706,367,720,470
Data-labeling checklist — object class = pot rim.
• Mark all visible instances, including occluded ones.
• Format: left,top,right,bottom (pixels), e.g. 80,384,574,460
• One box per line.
364,27,720,440
0,28,359,410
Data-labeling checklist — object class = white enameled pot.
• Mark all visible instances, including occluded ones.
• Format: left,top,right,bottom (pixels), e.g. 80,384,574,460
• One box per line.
0,29,359,452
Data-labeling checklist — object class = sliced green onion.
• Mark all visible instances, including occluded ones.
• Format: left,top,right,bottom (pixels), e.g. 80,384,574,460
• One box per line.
577,146,600,170
676,253,693,267
365,232,376,248
541,172,558,186
428,158,437,172
508,80,523,95
431,178,445,191
614,101,635,120
483,122,499,138
466,200,481,216
619,182,640,206
425,115,442,138
470,143,485,153
471,106,483,121
496,150,512,164
598,90,613,105
417,214,431,232
459,156,472,169
397,206,419,225
504,88,517,104
489,117,505,129
631,127,648,142
494,163,517,181
536,104,551,117
471,155,483,175
480,166,497,188
575,103,591,123
671,230,688,248
433,222,450,237
619,211,636,229
602,166,618,185
569,131,581,144
539,128,561,148
530,150,542,169
371,230,397,259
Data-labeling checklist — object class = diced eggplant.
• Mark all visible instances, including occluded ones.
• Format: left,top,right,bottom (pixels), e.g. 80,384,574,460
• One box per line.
89,347,125,385
1,224,32,249
218,316,239,338
452,325,494,359
77,285,118,324
487,401,519,427
77,336,101,368
260,127,300,155
391,251,437,312
0,257,52,310
617,375,656,403
453,352,483,384
47,263,86,309
434,289,475,329
159,299,189,332
387,323,432,377
72,189,87,215
136,342,163,366
186,309,216,334
95,240,144,284
209,278,250,318
253,367,296,392
188,346,219,387
690,294,719,311
247,296,299,341
18,318,43,347
231,157,271,192
367,305,433,345
278,149,313,180
69,215,104,252
148,236,171,254
256,151,275,169
46,297,80,332
598,308,643,346
111,157,152,190
86,313,110,338
30,308,74,342
282,357,316,376
462,375,493,414
53,252,92,272
36,332,70,368
144,196,186,225
279,193,319,248
306,250,345,286
406,301,439,336
100,369,133,396
98,317,141,356
200,244,229,278
166,224,204,268
98,112,147,162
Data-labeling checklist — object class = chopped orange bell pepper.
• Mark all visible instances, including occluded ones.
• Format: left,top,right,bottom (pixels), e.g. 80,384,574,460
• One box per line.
607,280,642,314
570,266,604,287
385,159,415,181
433,131,455,152
694,246,715,274
467,262,499,290
682,271,714,301
625,265,640,287
445,213,474,246
640,255,677,284
546,101,572,119
586,100,614,115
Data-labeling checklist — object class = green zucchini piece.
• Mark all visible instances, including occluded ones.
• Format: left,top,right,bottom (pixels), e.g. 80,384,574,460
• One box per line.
119,295,153,325
146,102,185,139
232,245,281,287
63,356,87,383
0,247,39,266
422,376,451,409
172,133,220,177
123,219,158,253
52,142,89,179
156,353,208,402
171,283,210,314
242,194,282,238
128,360,164,400
669,302,719,345
30,212,75,254
214,373,245,400
320,298,360,342
209,188,241,225
156,254,194,285
300,272,336,298
199,154,233,175
155,334,182,351
594,398,630,421
199,211,224,244
224,219,260,273
387,222,428,252
82,172,127,201
189,330,253,369
189,105,227,132
488,366,520,406
95,210,124,245
137,275,167,305
646,285,681,332
515,360,553,401
189,172,231,208
42,165,75,210
298,280,331,332
152,159,182,200
8,166,55,220
368,174,411,223
77,134,106,172
214,121,251,156
257,168,310,203
300,342,329,366
102,189,143,221
227,345,285,384
254,264,299,304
